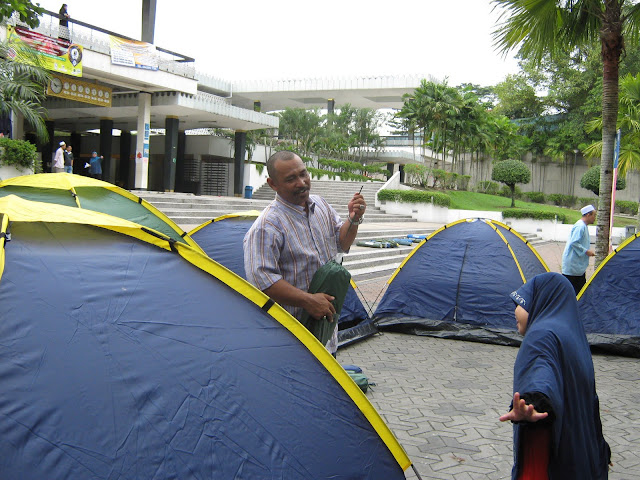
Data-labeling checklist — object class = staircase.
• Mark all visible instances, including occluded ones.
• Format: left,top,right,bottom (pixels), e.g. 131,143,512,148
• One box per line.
133,183,546,283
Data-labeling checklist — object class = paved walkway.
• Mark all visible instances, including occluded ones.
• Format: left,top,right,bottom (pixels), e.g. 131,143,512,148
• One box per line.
340,233,638,479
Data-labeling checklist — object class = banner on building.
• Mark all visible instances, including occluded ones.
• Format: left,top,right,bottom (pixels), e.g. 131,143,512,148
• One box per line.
46,74,112,107
7,25,82,77
109,36,158,71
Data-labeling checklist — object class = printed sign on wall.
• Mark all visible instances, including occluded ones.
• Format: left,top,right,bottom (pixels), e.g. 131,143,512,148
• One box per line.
7,25,82,77
109,36,158,71
47,74,112,107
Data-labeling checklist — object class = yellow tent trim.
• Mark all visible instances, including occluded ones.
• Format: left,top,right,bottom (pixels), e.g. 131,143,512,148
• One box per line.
0,196,412,472
486,220,526,284
177,244,411,471
577,232,640,300
490,220,550,272
0,173,204,254
0,196,174,252
387,218,468,284
187,210,263,236
0,213,8,281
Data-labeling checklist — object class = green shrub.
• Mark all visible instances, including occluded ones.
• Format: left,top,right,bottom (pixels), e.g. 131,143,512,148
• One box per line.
580,165,626,195
431,169,446,189
403,164,429,187
616,200,639,215
547,194,577,208
578,197,598,210
498,185,522,198
476,181,500,195
443,172,459,189
0,137,38,171
456,175,471,191
524,191,545,203
502,209,568,224
378,189,450,208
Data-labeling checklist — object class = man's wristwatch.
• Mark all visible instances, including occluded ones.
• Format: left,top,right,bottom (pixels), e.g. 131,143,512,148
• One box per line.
349,215,364,225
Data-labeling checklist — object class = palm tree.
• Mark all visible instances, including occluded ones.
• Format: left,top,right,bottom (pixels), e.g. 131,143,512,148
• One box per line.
493,0,640,263
0,40,49,142
585,72,640,225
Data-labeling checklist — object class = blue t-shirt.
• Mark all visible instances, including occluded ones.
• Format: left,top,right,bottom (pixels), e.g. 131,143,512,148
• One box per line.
89,156,102,175
561,219,590,276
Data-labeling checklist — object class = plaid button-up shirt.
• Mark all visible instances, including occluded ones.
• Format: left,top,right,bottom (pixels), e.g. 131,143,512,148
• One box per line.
243,193,345,352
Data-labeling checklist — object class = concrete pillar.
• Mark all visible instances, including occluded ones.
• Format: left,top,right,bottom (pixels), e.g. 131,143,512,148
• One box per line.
10,111,24,140
399,164,405,183
175,131,186,192
70,131,81,174
253,101,261,112
234,131,247,196
163,116,178,191
327,99,335,115
141,0,157,44
135,93,151,189
386,162,394,180
43,120,55,172
119,130,132,188
100,118,114,183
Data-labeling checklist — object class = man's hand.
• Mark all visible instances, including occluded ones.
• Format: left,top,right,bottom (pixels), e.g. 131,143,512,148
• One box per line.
499,392,549,423
303,292,336,321
586,249,595,257
347,193,366,222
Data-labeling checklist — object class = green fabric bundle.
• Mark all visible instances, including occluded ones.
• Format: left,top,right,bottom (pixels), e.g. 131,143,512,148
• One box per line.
299,260,351,345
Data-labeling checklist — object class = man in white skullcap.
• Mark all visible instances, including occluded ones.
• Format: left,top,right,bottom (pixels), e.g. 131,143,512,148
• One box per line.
562,204,596,294
53,141,66,173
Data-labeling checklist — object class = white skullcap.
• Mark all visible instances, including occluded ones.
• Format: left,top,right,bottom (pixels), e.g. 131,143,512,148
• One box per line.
59,141,66,146
581,205,595,215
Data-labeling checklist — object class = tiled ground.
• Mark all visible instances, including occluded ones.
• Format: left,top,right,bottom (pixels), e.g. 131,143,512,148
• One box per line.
340,241,639,479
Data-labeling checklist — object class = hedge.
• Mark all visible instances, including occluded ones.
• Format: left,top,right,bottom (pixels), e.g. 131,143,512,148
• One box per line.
378,189,450,208
476,181,500,195
524,192,545,203
502,209,568,224
547,193,577,208
616,200,639,215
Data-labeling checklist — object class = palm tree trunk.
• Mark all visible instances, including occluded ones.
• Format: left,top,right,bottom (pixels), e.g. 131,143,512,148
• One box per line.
596,6,623,264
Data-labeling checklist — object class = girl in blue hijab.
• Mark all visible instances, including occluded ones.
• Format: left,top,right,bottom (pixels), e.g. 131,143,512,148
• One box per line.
500,272,611,479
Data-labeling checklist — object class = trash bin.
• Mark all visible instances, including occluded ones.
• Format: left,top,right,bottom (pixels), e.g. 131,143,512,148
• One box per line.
244,186,253,199
625,225,636,238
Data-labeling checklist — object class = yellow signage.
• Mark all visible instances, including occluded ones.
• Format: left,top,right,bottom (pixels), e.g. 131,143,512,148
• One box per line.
7,25,82,77
47,75,112,107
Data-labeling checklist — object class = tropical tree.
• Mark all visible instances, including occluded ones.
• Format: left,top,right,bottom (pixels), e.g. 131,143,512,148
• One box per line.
492,159,532,207
0,41,50,142
493,0,640,263
0,0,43,28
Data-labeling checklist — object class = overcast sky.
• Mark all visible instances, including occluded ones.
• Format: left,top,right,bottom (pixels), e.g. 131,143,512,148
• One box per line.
37,0,520,86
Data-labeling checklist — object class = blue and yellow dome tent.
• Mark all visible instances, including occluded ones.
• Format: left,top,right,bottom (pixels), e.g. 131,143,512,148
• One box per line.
0,173,203,253
188,211,377,347
577,232,640,357
0,195,411,479
373,218,549,346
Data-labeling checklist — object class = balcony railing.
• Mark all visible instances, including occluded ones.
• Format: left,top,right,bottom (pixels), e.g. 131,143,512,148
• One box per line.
7,9,196,79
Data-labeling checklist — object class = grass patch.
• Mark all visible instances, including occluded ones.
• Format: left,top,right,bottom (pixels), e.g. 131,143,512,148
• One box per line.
423,188,636,227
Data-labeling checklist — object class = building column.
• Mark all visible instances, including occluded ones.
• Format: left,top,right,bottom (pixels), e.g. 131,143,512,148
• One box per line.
253,101,261,112
10,111,24,140
141,0,157,43
164,116,178,192
327,98,335,115
70,131,81,174
386,162,394,180
399,164,405,183
234,131,247,196
42,120,55,172
135,92,151,189
175,130,186,192
119,130,132,188
100,118,114,183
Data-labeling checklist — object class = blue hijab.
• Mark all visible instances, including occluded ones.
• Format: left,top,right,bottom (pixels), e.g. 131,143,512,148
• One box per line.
509,273,610,479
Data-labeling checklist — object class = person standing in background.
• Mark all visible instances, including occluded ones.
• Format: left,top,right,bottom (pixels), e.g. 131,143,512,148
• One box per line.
63,144,73,174
86,151,103,180
53,141,66,173
58,4,70,41
562,204,597,295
